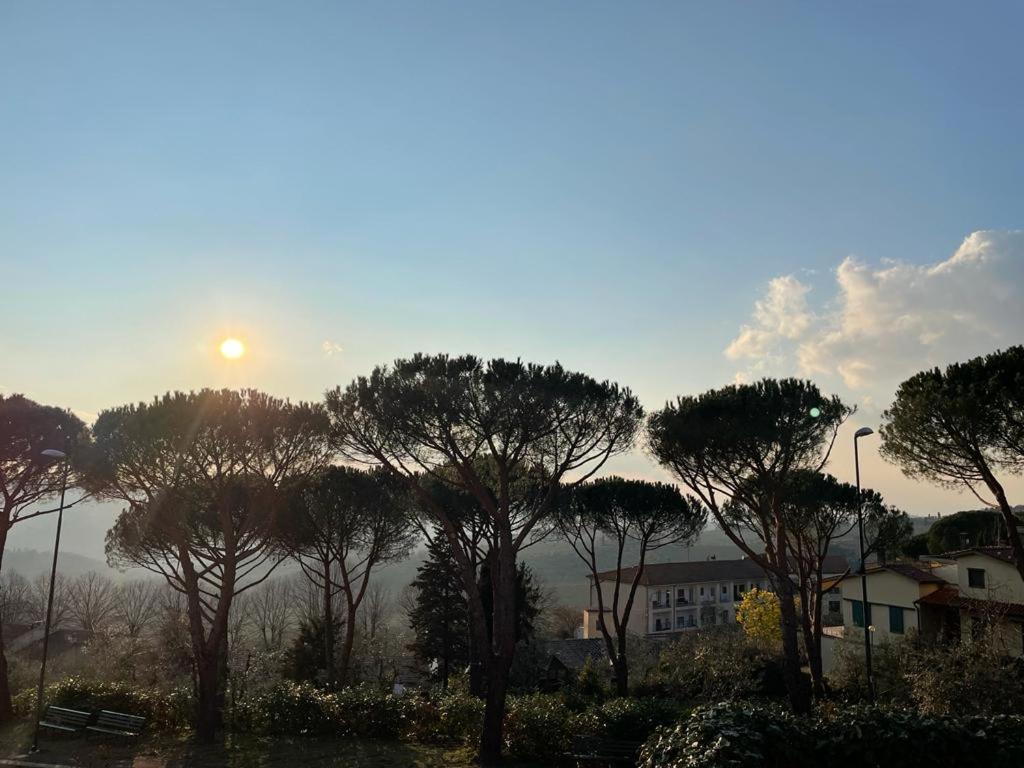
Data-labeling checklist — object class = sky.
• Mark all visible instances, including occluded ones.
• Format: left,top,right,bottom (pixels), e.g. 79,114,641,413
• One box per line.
2,2,1022,560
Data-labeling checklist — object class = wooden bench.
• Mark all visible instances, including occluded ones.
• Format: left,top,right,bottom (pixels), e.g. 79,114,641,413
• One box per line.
38,705,92,733
85,709,146,738
568,736,643,767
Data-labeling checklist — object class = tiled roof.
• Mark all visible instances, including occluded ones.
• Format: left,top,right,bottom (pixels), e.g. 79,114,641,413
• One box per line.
917,586,1024,620
594,554,849,586
539,639,607,671
878,562,948,583
942,547,1016,564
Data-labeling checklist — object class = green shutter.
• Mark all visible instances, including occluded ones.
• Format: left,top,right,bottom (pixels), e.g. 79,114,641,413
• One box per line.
852,600,864,627
889,606,904,634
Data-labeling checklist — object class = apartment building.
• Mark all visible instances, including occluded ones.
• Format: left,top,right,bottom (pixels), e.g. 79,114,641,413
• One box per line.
583,555,848,640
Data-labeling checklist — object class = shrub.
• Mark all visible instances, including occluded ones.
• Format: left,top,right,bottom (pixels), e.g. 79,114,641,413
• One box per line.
639,702,1024,768
405,689,484,745
13,677,191,731
333,684,415,739
232,681,337,735
639,702,806,768
642,627,784,702
504,693,573,761
585,697,685,741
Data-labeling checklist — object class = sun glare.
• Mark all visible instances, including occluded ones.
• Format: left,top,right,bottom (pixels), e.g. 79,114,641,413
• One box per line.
219,338,246,360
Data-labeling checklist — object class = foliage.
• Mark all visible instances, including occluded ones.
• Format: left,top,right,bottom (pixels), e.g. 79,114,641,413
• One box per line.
640,627,786,702
90,388,334,737
327,354,644,760
502,693,573,760
832,627,1024,717
14,676,192,731
901,532,931,559
556,476,706,694
926,509,1012,554
277,465,416,684
880,347,1024,576
582,697,685,740
408,531,469,683
405,689,485,745
639,702,806,768
735,588,782,651
647,377,851,713
639,702,1024,768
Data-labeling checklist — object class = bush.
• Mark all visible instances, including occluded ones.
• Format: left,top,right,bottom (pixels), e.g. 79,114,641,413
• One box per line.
232,681,338,736
13,677,191,731
639,702,1024,768
829,629,1024,716
333,684,415,739
641,627,785,702
584,697,685,741
405,689,484,745
639,702,806,768
503,693,573,761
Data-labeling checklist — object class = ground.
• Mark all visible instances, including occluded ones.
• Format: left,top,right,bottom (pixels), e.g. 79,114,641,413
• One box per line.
0,723,476,767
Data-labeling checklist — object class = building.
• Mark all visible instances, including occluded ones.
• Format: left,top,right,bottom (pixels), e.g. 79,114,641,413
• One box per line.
837,562,951,642
583,555,849,640
828,547,1024,663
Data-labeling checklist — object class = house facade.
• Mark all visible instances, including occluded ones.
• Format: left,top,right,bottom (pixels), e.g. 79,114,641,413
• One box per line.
583,555,848,640
828,547,1024,664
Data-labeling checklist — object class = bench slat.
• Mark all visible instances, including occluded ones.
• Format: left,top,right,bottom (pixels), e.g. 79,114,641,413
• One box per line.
90,710,146,736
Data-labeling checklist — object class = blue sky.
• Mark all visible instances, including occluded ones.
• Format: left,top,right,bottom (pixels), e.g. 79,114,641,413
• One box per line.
2,2,1023,555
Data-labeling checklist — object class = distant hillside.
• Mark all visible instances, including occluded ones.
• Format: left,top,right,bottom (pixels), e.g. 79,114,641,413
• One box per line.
2,548,118,581
1,515,943,610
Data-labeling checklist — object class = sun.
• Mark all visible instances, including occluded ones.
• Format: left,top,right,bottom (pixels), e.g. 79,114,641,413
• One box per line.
219,338,246,360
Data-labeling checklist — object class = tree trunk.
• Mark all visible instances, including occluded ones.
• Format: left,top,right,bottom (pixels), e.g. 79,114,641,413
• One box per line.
322,562,335,685
777,579,812,714
799,593,824,699
478,546,518,765
612,657,629,697
479,652,511,766
338,603,357,686
195,647,225,742
988,475,1024,583
0,525,13,723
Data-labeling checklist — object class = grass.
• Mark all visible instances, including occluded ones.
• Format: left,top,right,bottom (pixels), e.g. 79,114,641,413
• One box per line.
0,722,477,767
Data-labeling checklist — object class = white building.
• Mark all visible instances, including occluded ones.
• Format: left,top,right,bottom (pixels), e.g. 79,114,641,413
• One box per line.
828,547,1024,664
583,555,848,640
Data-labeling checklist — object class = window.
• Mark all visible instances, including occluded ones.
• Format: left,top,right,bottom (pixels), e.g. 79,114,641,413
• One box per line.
828,600,841,614
889,606,904,634
851,600,864,628
968,568,986,588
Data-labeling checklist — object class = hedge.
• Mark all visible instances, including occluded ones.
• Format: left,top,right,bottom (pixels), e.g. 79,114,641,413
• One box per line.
639,702,1024,768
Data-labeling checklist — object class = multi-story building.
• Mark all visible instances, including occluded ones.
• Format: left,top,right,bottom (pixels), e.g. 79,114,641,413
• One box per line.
583,555,848,640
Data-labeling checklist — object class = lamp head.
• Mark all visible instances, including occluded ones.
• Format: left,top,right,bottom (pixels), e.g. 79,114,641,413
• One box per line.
40,449,67,460
854,427,874,439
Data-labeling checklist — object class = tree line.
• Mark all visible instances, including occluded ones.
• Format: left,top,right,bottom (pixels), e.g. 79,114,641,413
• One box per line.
0,345,1020,764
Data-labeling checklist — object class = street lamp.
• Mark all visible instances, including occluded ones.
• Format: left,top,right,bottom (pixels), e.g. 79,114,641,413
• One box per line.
31,448,69,753
854,427,875,703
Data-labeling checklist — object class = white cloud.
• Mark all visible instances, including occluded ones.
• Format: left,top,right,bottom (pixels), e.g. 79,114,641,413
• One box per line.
726,230,1024,412
322,340,344,357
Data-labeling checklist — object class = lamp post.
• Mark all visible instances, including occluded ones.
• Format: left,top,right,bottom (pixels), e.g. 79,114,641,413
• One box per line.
31,448,68,753
854,427,875,703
